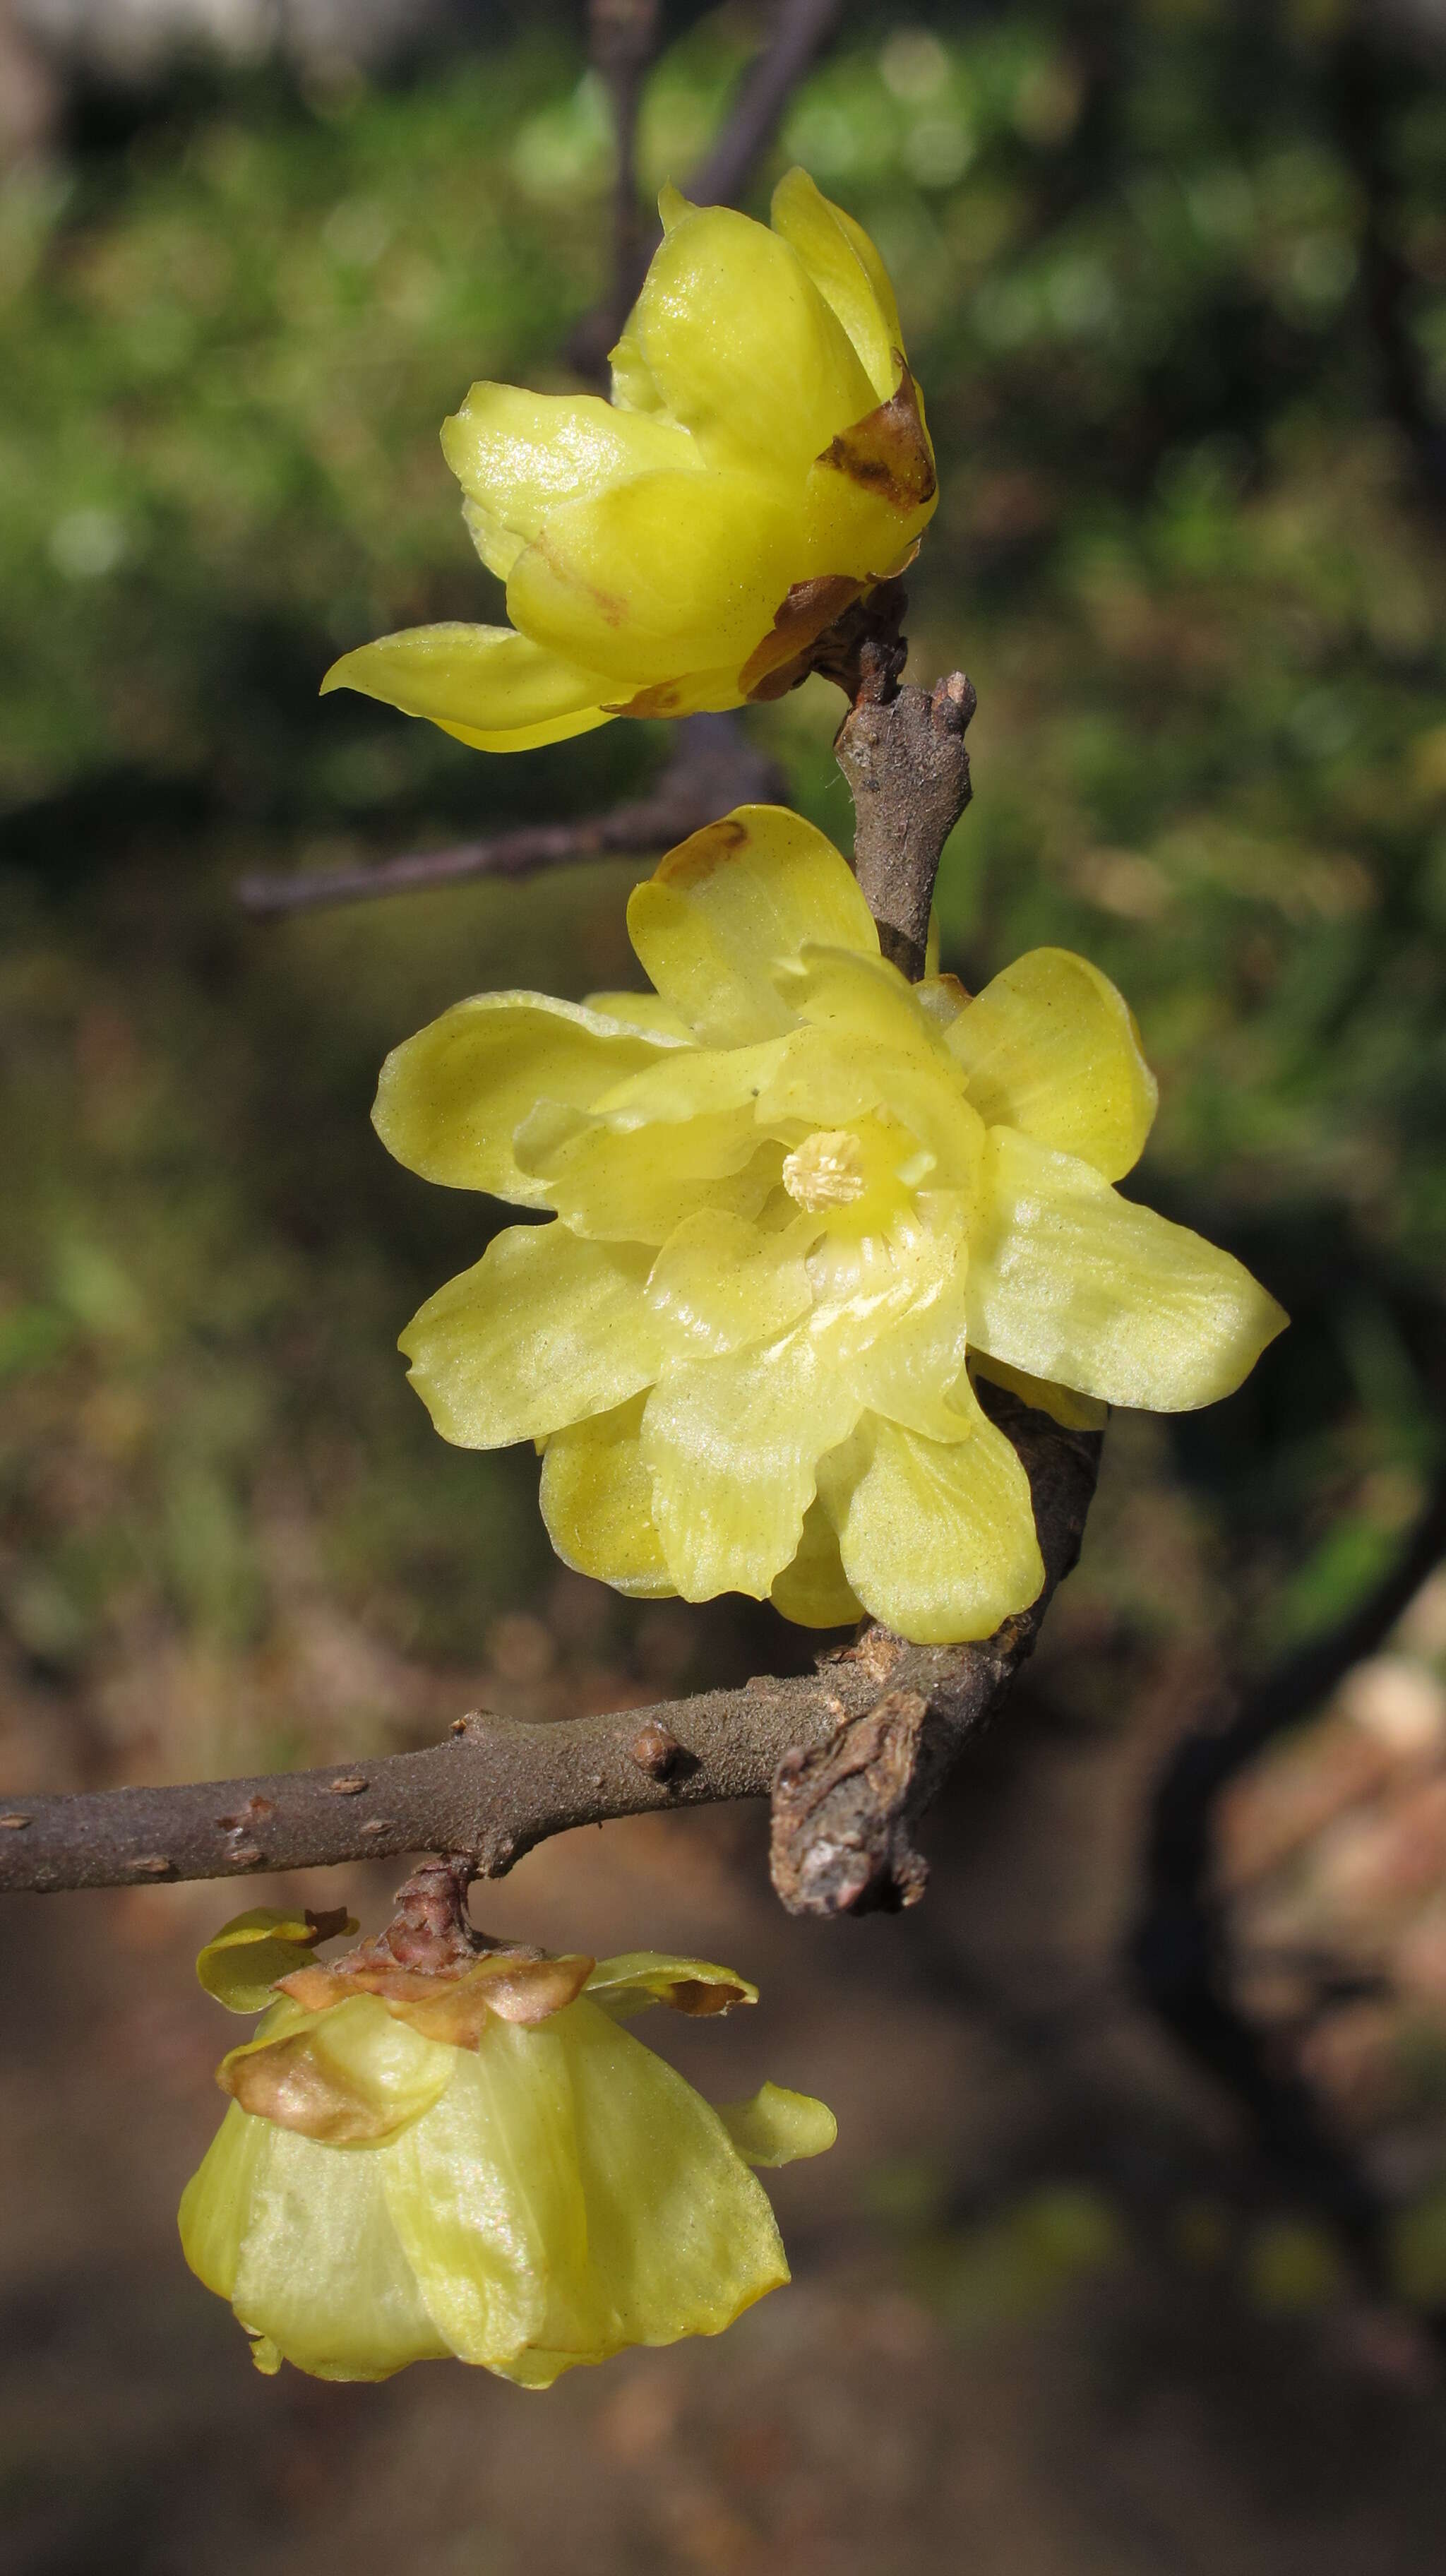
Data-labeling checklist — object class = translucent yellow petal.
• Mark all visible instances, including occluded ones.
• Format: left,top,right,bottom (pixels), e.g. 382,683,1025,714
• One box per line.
583,989,695,1042
516,1100,782,1245
506,469,797,686
383,2019,585,2372
770,1489,863,1627
539,1999,789,2376
592,1032,792,1124
223,2113,448,2380
769,167,897,398
373,992,683,1205
460,491,523,580
944,948,1159,1182
219,1993,457,2144
196,1906,357,2015
643,1321,864,1600
400,1224,659,1447
645,1208,818,1358
822,1208,976,1443
435,704,614,755
717,2082,838,2168
822,1400,1045,1645
626,201,878,472
441,382,700,571
628,806,879,1047
969,1354,1109,1433
179,2099,269,2301
967,1126,1289,1409
584,1955,758,2020
608,312,664,413
539,1393,675,1598
320,622,610,744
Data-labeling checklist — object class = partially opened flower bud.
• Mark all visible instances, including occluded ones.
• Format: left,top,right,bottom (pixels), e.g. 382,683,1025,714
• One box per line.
372,803,1287,1643
180,1909,835,2385
321,170,936,751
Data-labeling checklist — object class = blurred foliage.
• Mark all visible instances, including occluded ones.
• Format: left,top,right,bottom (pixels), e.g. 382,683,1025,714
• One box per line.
4,0,1446,1775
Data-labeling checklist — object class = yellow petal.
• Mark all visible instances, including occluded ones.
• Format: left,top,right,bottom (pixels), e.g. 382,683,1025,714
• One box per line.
184,2102,448,2381
400,1223,659,1447
770,1490,864,1627
515,1099,782,1245
821,1397,1045,1645
625,200,878,473
196,1906,357,2014
717,2082,838,2167
374,991,685,1205
219,1993,457,2144
966,1126,1289,1410
320,621,611,749
584,1955,758,2020
777,949,983,1188
539,1393,676,1597
441,381,700,578
536,1999,789,2378
643,1321,864,1600
644,1208,818,1358
582,989,695,1042
436,704,614,755
381,2017,583,2372
506,468,797,686
769,167,897,398
628,806,879,1047
945,948,1159,1182
969,1354,1109,1433
179,2098,269,2302
825,1208,976,1443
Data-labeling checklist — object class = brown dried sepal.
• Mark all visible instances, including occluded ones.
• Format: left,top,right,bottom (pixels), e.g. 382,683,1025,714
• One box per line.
276,1946,595,2047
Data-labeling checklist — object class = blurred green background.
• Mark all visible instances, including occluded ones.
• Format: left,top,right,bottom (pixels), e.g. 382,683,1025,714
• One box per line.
6,4,1446,2568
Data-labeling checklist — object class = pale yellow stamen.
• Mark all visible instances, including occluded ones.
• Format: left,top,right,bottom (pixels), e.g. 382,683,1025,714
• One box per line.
782,1130,867,1211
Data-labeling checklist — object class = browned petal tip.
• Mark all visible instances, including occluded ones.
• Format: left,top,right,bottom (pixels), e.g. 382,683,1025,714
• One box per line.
739,574,866,703
817,365,937,513
664,1976,751,2017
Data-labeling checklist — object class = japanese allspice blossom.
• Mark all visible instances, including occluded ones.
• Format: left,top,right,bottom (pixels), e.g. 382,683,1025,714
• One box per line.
375,806,1284,1640
181,1909,835,2384
321,171,939,746
326,169,1286,1644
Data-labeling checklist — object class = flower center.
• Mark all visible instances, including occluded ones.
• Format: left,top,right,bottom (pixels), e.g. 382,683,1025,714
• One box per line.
782,1129,868,1212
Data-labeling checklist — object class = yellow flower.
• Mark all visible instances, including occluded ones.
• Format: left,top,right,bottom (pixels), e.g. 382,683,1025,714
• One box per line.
180,1909,835,2386
373,805,1287,1644
319,170,936,751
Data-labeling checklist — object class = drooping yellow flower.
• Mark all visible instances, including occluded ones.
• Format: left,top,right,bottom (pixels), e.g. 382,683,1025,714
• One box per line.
180,1908,835,2386
320,170,936,751
373,805,1286,1644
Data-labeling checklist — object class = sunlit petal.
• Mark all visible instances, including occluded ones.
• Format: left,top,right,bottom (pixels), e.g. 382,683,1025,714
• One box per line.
401,1224,659,1446
945,948,1158,1181
967,1126,1288,1409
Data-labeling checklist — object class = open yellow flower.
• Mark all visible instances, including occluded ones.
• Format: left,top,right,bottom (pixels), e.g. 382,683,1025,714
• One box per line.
373,804,1286,1645
180,1907,835,2386
320,169,936,751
